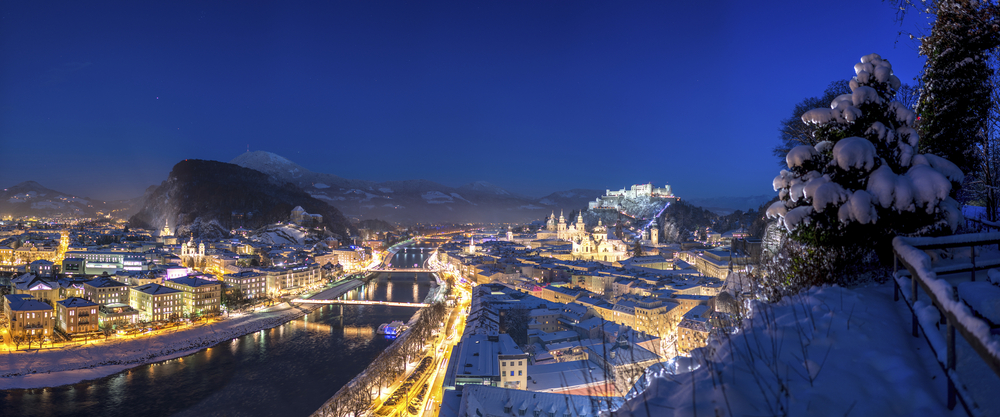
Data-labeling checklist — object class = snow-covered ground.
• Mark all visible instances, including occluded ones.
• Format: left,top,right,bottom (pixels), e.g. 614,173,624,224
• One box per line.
252,224,308,245
0,303,317,390
422,191,454,204
617,283,965,417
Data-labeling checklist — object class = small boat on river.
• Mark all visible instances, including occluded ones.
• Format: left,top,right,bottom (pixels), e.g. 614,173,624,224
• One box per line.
377,320,407,336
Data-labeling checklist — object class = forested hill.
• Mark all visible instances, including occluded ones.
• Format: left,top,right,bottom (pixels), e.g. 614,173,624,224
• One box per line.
656,198,777,243
129,160,353,238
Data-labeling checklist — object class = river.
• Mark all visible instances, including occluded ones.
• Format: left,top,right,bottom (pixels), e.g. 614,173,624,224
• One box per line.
0,247,436,417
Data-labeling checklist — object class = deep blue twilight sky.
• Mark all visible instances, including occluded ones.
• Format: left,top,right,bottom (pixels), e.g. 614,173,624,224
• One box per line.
0,1,931,201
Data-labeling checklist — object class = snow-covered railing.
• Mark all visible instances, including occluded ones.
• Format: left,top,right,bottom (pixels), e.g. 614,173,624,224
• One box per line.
893,234,1000,413
967,218,1000,234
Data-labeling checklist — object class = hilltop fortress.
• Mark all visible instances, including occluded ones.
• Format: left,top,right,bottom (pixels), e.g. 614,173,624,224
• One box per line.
588,183,678,211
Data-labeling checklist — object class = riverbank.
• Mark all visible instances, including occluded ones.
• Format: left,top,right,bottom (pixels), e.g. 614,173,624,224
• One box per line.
0,302,319,390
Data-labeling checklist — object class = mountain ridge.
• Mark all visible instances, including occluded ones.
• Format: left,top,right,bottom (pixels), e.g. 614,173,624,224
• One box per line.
228,151,602,223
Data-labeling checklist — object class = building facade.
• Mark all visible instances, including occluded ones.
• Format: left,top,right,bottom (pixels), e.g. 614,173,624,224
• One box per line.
56,297,100,336
223,271,267,299
83,276,129,305
256,262,322,297
162,276,222,316
130,284,182,322
3,294,55,340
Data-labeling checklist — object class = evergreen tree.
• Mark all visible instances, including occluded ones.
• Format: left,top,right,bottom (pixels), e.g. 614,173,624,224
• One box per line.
631,240,643,257
768,53,965,250
918,0,1000,181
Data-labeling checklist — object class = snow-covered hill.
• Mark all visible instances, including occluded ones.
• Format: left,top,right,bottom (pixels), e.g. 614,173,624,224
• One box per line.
617,283,963,417
459,181,513,196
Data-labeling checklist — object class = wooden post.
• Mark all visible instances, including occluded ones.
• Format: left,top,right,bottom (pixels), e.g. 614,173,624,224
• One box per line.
971,246,976,282
947,319,956,410
894,256,899,302
912,274,919,337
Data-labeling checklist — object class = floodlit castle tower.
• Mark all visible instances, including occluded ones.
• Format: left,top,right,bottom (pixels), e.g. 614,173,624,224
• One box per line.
547,212,556,231
575,211,585,232
650,218,659,244
467,236,476,254
506,225,513,242
557,210,567,232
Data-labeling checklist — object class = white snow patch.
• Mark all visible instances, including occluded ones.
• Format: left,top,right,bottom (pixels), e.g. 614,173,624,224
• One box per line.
784,206,813,230
773,170,793,192
422,191,454,204
450,193,474,205
802,108,837,125
852,86,881,107
252,225,307,245
891,101,917,126
30,201,64,209
924,154,965,184
617,284,960,417
832,137,876,171
311,194,346,201
837,190,877,224
866,165,898,209
766,201,787,218
906,164,951,212
786,145,818,169
810,181,848,212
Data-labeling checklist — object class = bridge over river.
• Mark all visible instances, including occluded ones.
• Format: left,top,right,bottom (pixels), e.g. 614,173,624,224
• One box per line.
290,299,429,307
368,267,438,273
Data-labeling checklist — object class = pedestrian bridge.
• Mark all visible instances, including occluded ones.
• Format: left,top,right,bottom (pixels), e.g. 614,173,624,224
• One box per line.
368,267,439,273
290,299,430,308
395,246,438,251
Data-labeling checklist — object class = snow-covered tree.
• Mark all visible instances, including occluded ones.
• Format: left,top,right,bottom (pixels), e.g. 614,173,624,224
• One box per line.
917,0,999,179
772,81,852,165
767,53,965,249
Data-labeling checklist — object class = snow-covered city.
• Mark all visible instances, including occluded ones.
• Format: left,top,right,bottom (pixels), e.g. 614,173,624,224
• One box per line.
4,1,1000,417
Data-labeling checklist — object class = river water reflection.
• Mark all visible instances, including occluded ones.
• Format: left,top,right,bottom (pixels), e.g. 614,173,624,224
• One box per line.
0,249,435,417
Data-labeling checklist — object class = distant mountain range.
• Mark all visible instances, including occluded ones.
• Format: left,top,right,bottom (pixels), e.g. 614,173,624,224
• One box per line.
2,151,776,227
228,151,603,223
685,195,776,215
0,181,127,218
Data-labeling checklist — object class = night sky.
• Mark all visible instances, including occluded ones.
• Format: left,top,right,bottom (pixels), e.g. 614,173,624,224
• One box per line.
1,1,930,201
